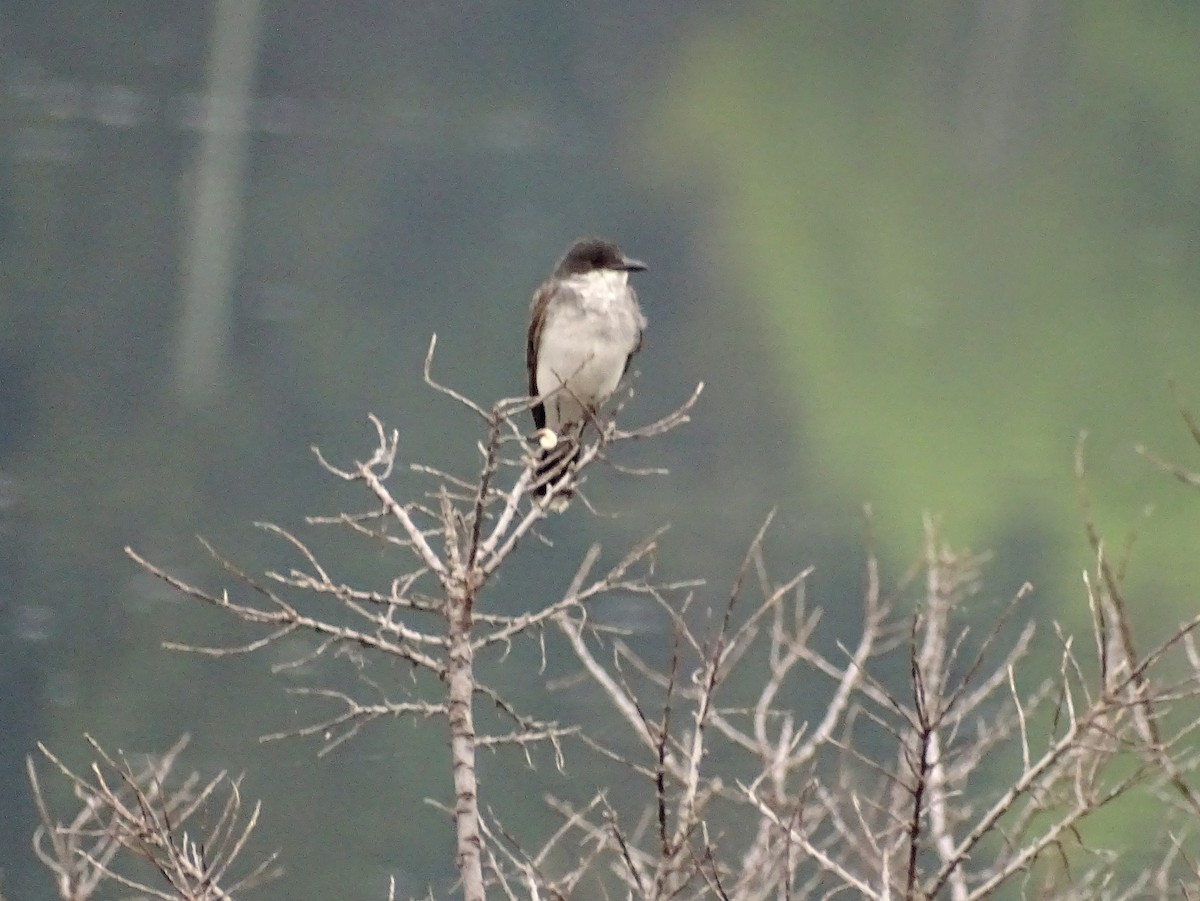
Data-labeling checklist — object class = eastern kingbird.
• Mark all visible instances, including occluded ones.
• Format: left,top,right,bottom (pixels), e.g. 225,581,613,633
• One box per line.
527,237,647,498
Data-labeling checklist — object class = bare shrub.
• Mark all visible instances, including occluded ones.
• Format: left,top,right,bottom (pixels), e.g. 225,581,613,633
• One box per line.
25,734,278,900
23,359,1200,900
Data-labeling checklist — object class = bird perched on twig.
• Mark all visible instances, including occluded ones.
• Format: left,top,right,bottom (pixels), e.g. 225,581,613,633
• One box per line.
526,237,647,501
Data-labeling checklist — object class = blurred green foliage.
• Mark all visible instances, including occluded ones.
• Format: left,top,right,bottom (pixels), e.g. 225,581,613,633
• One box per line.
649,0,1200,614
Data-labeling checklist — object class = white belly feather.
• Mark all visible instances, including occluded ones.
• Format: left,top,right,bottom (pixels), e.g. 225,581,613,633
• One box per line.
535,272,643,433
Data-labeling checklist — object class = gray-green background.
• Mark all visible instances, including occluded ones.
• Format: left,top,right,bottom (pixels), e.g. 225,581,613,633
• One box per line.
3,2,1199,897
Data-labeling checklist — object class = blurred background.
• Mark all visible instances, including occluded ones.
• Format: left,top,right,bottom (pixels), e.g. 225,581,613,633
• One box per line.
3,1,1200,897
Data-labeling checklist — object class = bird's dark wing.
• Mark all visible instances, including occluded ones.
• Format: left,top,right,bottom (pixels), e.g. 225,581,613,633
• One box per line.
620,285,644,380
527,280,556,431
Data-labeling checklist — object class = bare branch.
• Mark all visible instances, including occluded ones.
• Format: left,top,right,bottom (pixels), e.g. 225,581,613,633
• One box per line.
29,735,279,900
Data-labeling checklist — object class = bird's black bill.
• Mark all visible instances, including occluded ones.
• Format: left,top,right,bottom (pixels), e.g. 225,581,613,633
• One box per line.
619,256,648,272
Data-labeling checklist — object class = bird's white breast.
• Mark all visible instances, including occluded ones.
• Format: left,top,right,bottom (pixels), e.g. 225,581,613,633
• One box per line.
536,270,644,431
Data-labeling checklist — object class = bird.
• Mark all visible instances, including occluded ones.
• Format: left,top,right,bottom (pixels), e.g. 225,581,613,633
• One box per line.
526,237,647,500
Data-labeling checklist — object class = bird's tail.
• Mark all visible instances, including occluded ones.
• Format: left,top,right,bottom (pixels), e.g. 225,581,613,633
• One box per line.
533,441,582,500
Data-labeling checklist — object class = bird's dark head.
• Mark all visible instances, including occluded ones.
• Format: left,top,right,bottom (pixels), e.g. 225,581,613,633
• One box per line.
555,238,647,277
